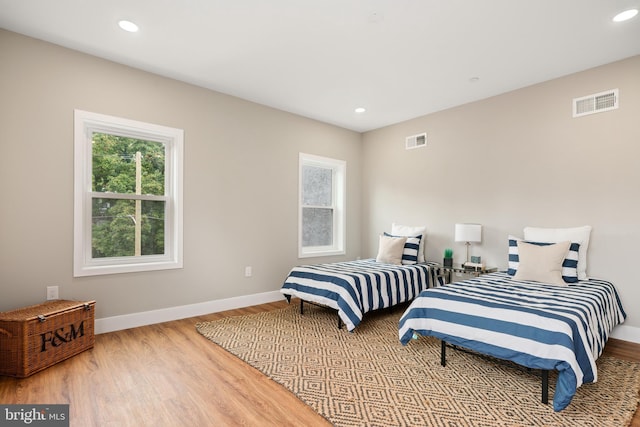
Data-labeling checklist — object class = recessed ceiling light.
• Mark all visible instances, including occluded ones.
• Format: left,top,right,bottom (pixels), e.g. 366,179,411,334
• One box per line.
118,20,139,33
469,77,480,83
354,107,366,113
613,9,638,22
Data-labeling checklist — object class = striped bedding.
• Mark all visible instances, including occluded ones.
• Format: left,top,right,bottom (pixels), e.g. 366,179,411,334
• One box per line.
281,259,438,331
398,272,626,411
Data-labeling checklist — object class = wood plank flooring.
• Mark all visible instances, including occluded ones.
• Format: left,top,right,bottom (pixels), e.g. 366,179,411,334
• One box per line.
0,300,638,426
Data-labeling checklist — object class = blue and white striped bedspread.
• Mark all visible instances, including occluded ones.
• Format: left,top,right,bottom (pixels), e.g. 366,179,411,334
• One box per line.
398,272,626,411
281,259,437,332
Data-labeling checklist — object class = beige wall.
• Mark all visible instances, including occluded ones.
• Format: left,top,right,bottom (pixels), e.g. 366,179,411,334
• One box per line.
362,55,640,329
0,30,362,318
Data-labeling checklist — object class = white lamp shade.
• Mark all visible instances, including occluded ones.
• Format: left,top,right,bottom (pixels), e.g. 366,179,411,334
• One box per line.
455,223,482,243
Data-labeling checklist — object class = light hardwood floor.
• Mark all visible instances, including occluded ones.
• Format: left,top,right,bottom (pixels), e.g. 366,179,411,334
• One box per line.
1,300,638,426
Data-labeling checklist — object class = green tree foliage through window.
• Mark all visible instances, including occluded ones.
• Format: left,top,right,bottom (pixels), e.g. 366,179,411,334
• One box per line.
91,133,166,258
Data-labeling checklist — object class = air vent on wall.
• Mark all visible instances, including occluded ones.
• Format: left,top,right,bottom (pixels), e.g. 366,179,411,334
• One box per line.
406,133,427,150
573,89,618,118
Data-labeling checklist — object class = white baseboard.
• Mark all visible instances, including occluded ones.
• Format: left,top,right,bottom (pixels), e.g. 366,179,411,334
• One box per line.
610,324,640,344
95,291,284,334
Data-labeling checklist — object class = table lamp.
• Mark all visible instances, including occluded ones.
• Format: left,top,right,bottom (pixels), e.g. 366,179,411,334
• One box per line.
454,223,482,266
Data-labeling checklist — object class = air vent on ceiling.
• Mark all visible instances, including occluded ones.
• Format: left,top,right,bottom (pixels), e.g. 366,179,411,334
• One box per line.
573,89,618,118
406,133,427,150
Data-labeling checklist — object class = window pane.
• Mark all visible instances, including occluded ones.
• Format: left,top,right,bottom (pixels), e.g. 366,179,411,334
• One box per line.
140,200,166,255
302,165,332,206
92,198,165,258
92,133,165,196
302,207,333,247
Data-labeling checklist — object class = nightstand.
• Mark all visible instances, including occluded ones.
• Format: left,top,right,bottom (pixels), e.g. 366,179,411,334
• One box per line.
434,263,498,285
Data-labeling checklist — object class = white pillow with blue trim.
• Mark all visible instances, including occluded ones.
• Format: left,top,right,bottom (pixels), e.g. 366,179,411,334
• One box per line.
384,232,422,265
508,235,580,283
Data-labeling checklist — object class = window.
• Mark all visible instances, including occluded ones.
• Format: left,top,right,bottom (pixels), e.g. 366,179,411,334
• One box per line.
74,110,183,276
299,153,346,258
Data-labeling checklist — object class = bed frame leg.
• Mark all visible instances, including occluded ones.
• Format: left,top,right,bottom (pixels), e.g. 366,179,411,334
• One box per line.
541,370,549,404
298,300,344,330
440,340,447,367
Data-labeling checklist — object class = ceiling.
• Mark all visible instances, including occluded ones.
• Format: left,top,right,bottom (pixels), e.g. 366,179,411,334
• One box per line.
1,1,639,132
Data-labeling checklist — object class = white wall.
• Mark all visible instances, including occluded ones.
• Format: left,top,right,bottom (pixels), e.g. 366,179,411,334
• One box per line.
361,55,640,335
0,30,362,319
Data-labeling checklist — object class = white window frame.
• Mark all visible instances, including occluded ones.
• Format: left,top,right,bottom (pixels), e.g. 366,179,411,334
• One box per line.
73,109,183,276
298,153,346,258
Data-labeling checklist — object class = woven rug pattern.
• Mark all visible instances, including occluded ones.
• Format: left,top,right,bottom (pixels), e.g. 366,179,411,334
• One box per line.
196,304,640,427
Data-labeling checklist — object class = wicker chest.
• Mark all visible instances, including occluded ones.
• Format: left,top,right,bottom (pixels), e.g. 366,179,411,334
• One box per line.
0,300,95,378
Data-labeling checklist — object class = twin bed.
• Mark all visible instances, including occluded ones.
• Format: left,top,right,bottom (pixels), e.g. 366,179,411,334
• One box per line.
280,225,627,412
398,272,626,411
281,258,439,331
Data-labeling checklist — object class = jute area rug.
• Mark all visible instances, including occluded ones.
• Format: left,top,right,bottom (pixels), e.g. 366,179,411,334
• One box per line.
196,303,640,427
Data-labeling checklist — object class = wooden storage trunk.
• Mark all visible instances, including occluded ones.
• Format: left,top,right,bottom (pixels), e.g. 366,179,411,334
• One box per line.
0,300,95,378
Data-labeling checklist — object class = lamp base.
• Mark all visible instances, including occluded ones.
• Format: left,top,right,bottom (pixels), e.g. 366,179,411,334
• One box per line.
465,242,471,265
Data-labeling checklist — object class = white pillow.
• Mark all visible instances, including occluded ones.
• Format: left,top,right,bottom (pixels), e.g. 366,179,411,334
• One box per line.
391,223,426,263
523,226,591,280
513,240,570,286
376,235,407,265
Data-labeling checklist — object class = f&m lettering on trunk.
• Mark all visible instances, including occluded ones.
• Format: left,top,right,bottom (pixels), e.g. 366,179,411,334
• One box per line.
40,321,85,352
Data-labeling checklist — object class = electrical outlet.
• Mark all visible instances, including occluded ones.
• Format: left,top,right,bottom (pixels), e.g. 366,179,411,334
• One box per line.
244,266,252,277
46,286,59,300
